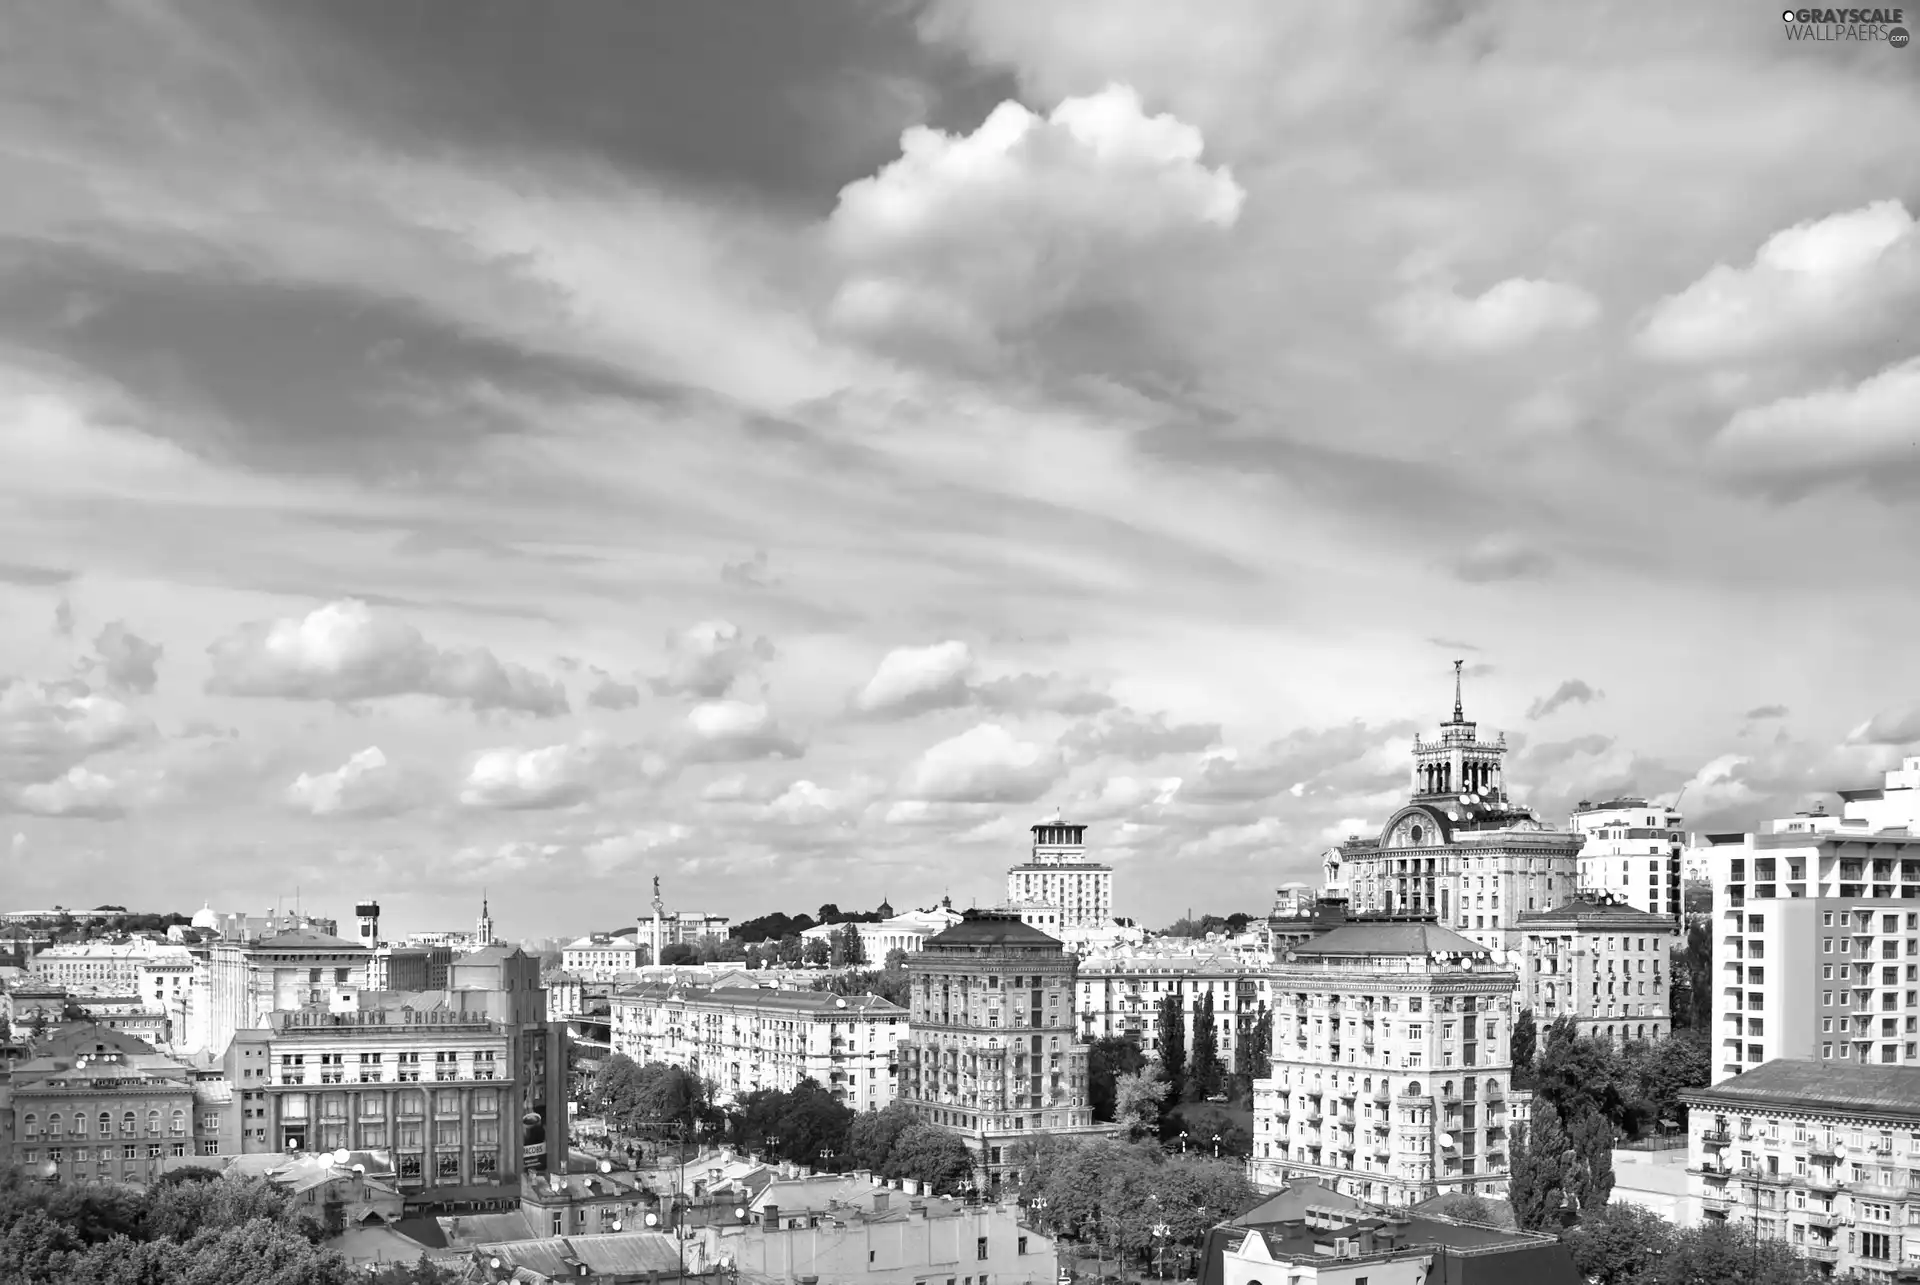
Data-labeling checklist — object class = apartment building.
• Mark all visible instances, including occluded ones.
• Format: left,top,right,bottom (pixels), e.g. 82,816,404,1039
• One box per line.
28,939,165,994
897,909,1102,1195
1705,757,1920,1085
1073,941,1272,1071
1571,797,1686,921
1251,919,1519,1205
1682,1060,1920,1281
563,934,647,982
1005,815,1114,933
608,984,906,1112
8,1024,195,1185
199,928,371,1056
1326,666,1584,955
1515,893,1677,1046
260,1003,518,1196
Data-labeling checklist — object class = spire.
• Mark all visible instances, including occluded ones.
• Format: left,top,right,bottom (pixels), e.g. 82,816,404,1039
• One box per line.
1451,659,1465,723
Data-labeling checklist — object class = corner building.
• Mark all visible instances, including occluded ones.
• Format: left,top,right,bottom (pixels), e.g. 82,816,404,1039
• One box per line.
1324,664,1583,957
897,910,1102,1195
1251,920,1519,1205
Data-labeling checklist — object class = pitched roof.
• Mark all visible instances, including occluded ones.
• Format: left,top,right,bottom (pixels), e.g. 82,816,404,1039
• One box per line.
1682,1059,1920,1121
922,910,1063,950
1291,920,1489,958
248,928,368,951
1516,897,1678,930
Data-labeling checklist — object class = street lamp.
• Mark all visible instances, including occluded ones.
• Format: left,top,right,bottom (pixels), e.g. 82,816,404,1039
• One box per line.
1179,1131,1188,1154
1211,1133,1222,1159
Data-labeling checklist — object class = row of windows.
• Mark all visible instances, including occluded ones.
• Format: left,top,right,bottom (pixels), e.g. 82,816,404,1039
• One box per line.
21,1108,184,1136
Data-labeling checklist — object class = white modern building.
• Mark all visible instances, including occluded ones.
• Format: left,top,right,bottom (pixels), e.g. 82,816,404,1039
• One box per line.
608,984,906,1112
799,906,963,960
560,935,646,983
1251,919,1520,1205
1005,814,1114,933
1703,756,1920,1086
1570,797,1685,920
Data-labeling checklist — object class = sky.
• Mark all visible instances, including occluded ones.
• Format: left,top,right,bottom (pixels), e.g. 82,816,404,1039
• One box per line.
3,0,1919,941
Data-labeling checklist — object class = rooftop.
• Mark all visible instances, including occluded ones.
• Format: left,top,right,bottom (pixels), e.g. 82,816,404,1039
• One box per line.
1516,895,1680,929
233,928,368,952
1290,919,1490,959
612,984,905,1017
1682,1059,1920,1121
920,909,1064,951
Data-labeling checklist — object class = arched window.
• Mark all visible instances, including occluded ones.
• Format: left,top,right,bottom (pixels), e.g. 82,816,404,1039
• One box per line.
72,1113,87,1135
98,1112,111,1134
21,1113,37,1136
1485,1078,1498,1095
122,1111,136,1134
146,1109,160,1134
1442,1080,1455,1098
48,1113,63,1135
1406,1081,1423,1097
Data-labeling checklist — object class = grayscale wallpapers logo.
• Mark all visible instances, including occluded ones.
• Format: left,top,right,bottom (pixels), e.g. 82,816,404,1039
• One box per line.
1781,6,1909,43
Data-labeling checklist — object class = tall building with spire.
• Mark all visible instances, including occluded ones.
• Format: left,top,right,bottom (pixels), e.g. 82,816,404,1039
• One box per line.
1005,813,1113,932
475,894,494,948
1320,663,1584,957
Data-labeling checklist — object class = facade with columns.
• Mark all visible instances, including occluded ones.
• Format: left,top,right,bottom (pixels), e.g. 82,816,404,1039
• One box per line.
1322,664,1585,958
259,1005,517,1194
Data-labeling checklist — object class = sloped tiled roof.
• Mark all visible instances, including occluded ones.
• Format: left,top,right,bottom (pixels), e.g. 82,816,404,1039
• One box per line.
1516,897,1678,930
1682,1059,1920,1121
248,928,367,951
1292,920,1489,957
923,910,1063,949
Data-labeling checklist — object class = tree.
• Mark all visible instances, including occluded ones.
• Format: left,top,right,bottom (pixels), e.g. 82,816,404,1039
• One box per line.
1563,1202,1676,1285
1532,1016,1624,1127
775,934,804,965
1189,992,1221,1098
1564,1106,1616,1214
28,1009,48,1042
368,1254,463,1284
838,923,866,966
1112,1071,1168,1142
1232,1003,1271,1094
884,947,907,971
1511,1008,1537,1081
817,904,842,925
1506,1104,1569,1231
883,1124,974,1194
802,937,831,967
659,943,699,967
1675,922,1713,1029
848,1101,918,1172
1419,1192,1510,1227
1088,1036,1147,1124
1615,1030,1710,1129
1154,994,1187,1104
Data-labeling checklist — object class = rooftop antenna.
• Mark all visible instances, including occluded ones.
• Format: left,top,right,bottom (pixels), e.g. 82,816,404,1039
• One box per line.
1452,659,1465,723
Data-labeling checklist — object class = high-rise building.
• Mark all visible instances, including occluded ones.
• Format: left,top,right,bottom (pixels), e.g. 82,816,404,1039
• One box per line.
1704,756,1920,1086
1005,814,1113,932
200,928,371,1057
897,910,1102,1195
1570,798,1685,920
1323,663,1584,956
1250,919,1520,1205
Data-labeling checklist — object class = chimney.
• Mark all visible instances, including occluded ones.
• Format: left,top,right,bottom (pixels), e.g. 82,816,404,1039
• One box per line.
875,1192,889,1213
763,1204,779,1230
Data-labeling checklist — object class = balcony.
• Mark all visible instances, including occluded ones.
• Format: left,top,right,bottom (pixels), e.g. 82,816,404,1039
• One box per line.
1701,1196,1731,1213
1803,1245,1839,1263
1806,1172,1839,1193
1803,1210,1844,1230
1701,1127,1731,1145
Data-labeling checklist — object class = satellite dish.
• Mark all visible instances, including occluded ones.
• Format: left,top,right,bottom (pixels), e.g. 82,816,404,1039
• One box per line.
646,1212,660,1227
333,1148,352,1165
1459,794,1472,805
735,1207,748,1221
600,1158,613,1174
612,1220,623,1232
490,1258,502,1270
352,1164,366,1175
1446,810,1459,821
1834,1143,1847,1157
1440,1133,1456,1149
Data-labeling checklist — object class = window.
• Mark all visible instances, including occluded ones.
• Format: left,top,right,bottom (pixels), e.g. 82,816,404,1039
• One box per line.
977,1238,989,1261
1018,1237,1029,1255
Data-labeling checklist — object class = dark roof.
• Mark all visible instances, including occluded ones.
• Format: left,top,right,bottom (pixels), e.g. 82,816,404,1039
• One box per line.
1682,1059,1920,1121
921,910,1063,950
1236,1179,1367,1222
1200,1208,1580,1285
248,929,368,952
1292,920,1490,958
1516,897,1678,929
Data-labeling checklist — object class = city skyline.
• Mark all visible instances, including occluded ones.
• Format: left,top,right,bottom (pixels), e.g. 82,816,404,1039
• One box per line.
3,2,1919,937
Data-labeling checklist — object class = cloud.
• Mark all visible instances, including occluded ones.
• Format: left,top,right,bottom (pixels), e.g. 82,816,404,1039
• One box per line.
1637,199,1920,364
582,824,694,877
649,621,774,700
1526,680,1602,721
854,641,976,717
91,621,164,694
1446,534,1553,584
1062,709,1220,762
1075,774,1184,818
0,679,155,786
1521,733,1616,771
459,734,626,810
1744,704,1789,720
720,550,774,588
1847,705,1920,747
825,83,1243,358
0,563,73,587
285,746,424,818
681,701,803,763
13,765,136,819
1182,721,1415,805
852,641,1114,719
206,599,568,716
1708,355,1920,491
899,722,1063,804
585,668,641,710
53,599,74,638
1382,277,1599,357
